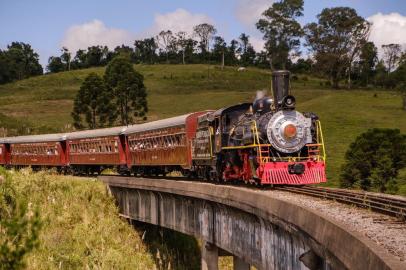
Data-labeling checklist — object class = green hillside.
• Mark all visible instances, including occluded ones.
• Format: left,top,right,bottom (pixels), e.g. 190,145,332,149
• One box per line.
0,64,405,187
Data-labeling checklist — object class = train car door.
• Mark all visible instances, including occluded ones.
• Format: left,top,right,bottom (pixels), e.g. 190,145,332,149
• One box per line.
5,144,11,166
213,117,221,153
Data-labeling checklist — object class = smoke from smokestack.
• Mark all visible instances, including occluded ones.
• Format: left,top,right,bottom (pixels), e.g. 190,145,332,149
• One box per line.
255,90,267,101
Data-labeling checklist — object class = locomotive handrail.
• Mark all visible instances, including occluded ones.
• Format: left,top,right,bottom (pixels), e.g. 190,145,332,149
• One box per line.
222,119,326,164
316,120,326,162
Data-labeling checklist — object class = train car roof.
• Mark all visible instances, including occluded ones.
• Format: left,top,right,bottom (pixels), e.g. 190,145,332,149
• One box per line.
123,114,192,134
66,126,127,140
211,103,252,118
4,133,66,144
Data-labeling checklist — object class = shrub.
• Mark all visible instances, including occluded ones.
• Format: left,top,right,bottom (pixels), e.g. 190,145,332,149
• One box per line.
0,168,42,270
340,129,406,192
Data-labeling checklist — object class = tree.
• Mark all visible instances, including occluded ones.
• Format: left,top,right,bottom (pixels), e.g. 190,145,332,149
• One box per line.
104,57,148,125
374,60,387,87
291,58,313,73
176,31,188,65
86,46,104,67
358,41,378,85
193,23,217,55
2,42,43,82
156,30,175,63
134,38,158,64
239,33,250,56
114,45,136,63
256,0,304,70
71,49,88,69
61,47,71,71
212,36,227,68
382,44,402,73
238,33,256,66
391,58,406,110
340,129,406,192
0,50,12,84
71,73,116,129
226,39,239,65
305,7,370,89
46,56,65,73
0,170,41,269
182,38,198,64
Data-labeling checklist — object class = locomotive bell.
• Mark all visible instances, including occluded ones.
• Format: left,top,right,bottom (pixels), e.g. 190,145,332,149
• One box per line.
272,70,295,110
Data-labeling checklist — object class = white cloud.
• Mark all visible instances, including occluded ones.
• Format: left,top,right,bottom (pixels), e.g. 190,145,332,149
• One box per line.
61,19,135,53
234,0,272,53
235,0,273,27
147,8,214,36
60,9,215,54
250,36,265,52
368,12,406,56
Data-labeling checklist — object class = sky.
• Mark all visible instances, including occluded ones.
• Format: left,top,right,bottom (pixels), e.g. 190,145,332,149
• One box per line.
1,0,406,67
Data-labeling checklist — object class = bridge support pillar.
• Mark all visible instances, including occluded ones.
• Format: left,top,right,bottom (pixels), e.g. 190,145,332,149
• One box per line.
201,241,218,270
233,256,250,270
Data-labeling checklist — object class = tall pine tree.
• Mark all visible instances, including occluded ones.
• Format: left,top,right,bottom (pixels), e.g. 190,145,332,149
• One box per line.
71,73,116,129
104,57,148,125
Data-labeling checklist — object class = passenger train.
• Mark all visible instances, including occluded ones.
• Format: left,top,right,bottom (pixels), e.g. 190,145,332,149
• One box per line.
0,70,326,185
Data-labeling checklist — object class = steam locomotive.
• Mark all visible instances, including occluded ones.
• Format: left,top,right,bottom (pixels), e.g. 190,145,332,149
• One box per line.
0,70,326,185
191,70,326,184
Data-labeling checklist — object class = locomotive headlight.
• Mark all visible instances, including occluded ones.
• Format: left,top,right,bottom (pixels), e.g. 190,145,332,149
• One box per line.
283,123,297,139
267,110,312,153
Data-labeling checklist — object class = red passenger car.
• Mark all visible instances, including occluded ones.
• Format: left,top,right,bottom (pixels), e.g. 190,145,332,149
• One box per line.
123,112,208,175
0,139,10,166
6,134,67,169
66,126,127,174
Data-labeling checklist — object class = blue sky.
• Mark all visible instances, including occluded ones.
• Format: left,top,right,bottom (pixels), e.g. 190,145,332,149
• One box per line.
1,0,405,67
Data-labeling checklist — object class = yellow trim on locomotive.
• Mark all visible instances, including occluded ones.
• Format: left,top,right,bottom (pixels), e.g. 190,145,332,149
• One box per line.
219,119,326,165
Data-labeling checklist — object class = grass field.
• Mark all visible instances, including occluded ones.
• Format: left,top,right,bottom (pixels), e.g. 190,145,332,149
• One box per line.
0,168,155,269
0,64,405,187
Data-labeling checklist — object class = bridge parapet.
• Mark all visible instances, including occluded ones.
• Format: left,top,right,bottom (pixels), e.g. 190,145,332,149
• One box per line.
100,176,404,270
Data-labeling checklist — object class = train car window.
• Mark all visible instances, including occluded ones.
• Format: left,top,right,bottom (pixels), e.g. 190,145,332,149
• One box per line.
152,138,157,148
158,137,164,148
114,141,118,152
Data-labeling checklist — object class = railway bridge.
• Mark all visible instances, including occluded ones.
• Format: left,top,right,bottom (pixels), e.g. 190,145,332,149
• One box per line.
100,176,404,270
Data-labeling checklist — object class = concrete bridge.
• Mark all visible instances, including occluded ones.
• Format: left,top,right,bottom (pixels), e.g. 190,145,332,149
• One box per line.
100,176,404,270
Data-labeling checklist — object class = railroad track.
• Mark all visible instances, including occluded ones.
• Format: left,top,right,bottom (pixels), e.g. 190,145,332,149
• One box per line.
96,174,406,220
277,186,406,220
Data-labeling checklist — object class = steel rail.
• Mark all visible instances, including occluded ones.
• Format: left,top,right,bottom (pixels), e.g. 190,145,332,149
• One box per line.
276,186,406,220
94,174,406,220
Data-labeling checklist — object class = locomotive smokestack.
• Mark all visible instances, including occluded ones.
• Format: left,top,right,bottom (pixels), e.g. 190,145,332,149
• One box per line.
272,70,291,110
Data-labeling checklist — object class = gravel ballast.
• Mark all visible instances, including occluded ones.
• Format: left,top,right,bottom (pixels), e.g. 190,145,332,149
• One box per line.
268,190,406,262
